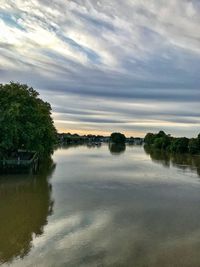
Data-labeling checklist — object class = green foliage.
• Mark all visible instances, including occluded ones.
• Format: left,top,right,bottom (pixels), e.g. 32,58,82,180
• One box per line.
144,133,155,145
154,136,171,150
0,82,57,158
188,138,199,154
154,137,164,149
157,131,166,138
198,134,200,145
144,131,170,148
110,132,126,144
144,130,200,155
170,137,189,153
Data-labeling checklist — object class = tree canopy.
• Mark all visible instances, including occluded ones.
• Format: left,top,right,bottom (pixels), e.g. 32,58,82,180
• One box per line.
144,131,200,155
110,132,126,144
0,82,57,158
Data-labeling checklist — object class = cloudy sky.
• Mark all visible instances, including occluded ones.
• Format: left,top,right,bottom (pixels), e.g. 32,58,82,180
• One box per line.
0,0,200,137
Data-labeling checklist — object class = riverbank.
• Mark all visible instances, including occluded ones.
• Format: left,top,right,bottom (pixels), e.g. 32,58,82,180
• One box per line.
0,150,39,174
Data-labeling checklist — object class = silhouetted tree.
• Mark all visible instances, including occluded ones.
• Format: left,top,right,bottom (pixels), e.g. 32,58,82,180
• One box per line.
110,132,126,144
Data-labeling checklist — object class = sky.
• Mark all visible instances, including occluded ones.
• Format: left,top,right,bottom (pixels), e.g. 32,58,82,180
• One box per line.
0,0,200,137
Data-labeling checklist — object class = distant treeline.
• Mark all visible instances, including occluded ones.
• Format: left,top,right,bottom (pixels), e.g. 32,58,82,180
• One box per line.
57,133,110,144
144,131,200,155
57,132,143,145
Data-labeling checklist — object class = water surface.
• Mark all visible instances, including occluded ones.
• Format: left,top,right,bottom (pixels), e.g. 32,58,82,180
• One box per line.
1,145,200,267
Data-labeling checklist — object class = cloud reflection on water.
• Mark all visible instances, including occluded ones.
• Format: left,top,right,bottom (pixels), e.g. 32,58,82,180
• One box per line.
2,146,200,267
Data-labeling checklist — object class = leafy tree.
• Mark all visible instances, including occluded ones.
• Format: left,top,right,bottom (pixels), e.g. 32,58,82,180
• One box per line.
154,137,164,149
110,132,126,144
144,133,155,145
198,134,200,146
145,131,199,155
170,137,189,154
154,137,169,149
188,138,199,154
157,130,167,138
162,136,171,149
0,82,57,158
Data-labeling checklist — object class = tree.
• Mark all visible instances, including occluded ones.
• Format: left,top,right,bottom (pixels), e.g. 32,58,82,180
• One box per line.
0,82,57,158
154,137,165,149
188,138,199,154
156,130,166,138
144,133,155,145
170,137,189,154
145,131,199,155
110,132,126,144
198,134,200,146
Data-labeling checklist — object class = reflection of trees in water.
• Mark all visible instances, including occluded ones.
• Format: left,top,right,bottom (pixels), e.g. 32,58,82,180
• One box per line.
144,145,200,177
55,143,102,151
58,143,126,155
0,159,56,264
109,143,126,155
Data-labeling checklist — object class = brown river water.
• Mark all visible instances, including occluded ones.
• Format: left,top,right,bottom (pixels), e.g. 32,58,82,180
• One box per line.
1,144,200,267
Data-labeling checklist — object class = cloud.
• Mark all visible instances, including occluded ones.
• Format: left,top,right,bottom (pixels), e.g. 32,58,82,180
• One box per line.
0,0,200,136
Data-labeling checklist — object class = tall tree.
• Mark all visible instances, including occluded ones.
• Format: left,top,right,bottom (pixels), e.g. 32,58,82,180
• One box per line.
0,82,57,157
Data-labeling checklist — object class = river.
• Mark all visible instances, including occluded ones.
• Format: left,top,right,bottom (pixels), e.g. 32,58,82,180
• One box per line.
1,144,200,267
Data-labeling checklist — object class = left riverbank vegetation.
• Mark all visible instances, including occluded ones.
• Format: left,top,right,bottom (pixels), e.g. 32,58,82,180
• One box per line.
0,82,57,163
144,131,200,155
